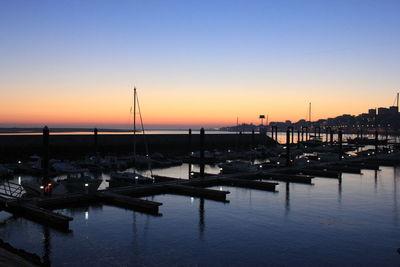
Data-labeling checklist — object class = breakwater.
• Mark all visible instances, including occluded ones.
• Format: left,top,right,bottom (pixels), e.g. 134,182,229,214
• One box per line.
0,133,276,161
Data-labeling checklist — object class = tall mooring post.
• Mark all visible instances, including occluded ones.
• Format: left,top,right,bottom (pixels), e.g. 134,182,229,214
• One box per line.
305,127,309,141
286,128,291,167
290,127,294,144
338,130,343,160
317,126,321,139
375,130,379,155
94,128,98,154
301,127,304,142
325,127,329,143
188,129,192,178
200,128,205,177
275,126,278,142
271,126,275,141
42,126,51,195
385,128,389,148
297,129,301,148
251,129,255,149
330,129,334,146
42,126,49,177
188,129,192,153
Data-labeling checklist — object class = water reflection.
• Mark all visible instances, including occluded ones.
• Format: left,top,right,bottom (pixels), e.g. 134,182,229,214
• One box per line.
285,182,290,215
1,167,400,265
42,226,51,267
394,167,398,227
199,198,205,240
338,177,342,205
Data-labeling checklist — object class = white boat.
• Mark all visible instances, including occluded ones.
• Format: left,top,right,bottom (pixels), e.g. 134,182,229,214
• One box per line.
21,178,67,196
110,87,153,187
59,169,102,193
219,160,257,174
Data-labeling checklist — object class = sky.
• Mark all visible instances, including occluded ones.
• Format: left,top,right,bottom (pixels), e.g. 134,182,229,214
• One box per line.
0,0,399,129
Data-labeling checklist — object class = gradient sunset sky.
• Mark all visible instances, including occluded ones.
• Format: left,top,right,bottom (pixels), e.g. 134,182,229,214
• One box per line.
1,0,399,128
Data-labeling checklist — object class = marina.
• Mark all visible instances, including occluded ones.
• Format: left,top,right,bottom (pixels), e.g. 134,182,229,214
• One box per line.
2,1,400,265
0,128,399,265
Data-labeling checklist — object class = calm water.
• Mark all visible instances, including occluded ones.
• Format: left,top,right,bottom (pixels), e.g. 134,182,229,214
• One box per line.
0,167,399,266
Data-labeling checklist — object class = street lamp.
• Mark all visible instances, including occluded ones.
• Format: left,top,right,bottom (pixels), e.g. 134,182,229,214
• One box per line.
259,114,265,126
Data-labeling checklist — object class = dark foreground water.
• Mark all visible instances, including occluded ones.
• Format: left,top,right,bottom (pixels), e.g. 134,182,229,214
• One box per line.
0,167,399,266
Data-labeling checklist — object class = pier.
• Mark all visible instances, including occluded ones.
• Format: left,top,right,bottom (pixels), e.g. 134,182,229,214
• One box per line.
2,151,399,232
1,128,399,233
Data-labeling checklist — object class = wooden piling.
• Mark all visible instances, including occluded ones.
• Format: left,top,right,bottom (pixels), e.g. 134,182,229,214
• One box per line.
200,128,205,177
297,129,301,148
338,130,343,160
286,128,291,167
42,126,49,177
94,128,98,154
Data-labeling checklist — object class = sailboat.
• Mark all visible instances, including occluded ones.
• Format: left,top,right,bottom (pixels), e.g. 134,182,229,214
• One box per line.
109,87,153,187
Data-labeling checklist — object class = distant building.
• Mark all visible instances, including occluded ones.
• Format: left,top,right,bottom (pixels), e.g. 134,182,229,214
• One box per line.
389,106,398,114
368,109,376,116
378,107,389,115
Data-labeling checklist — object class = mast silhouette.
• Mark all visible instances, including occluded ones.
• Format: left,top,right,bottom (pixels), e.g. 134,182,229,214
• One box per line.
133,87,137,161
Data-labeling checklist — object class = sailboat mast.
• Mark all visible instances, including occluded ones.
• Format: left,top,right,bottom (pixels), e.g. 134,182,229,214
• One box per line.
397,92,399,111
309,102,312,123
133,87,137,157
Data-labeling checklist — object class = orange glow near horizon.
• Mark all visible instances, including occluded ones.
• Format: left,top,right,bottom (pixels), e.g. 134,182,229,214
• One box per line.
1,82,396,128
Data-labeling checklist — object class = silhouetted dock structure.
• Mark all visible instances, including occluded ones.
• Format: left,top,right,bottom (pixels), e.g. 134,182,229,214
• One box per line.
1,126,399,233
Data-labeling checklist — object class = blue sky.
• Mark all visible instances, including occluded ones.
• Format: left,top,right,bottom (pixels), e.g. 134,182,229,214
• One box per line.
0,0,399,128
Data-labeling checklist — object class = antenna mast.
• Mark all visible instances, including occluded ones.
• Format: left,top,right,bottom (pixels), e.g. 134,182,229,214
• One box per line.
133,87,137,159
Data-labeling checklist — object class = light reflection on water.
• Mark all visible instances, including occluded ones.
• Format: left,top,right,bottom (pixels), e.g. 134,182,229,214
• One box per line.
0,167,399,266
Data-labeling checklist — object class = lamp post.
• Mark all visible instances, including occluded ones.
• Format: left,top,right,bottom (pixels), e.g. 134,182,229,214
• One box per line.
259,114,265,127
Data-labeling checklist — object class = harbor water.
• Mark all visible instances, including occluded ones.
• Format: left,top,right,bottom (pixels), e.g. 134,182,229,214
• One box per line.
0,165,399,266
